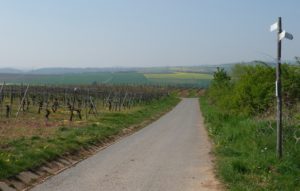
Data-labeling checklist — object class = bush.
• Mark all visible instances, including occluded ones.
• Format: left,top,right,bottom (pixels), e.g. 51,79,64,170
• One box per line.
208,63,300,116
207,67,234,110
231,64,275,115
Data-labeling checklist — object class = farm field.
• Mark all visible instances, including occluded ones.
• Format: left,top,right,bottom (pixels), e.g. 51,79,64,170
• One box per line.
144,72,213,80
0,71,213,88
147,78,211,88
0,72,149,85
144,72,213,88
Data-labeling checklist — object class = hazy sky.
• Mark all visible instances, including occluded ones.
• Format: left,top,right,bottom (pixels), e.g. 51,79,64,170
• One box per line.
0,0,299,69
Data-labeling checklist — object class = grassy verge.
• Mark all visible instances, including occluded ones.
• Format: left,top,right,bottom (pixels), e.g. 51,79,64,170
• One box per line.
200,96,300,190
0,96,180,180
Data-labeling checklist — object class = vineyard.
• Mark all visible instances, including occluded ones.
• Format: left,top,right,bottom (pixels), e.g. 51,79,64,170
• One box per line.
0,83,167,119
0,82,179,182
0,83,169,144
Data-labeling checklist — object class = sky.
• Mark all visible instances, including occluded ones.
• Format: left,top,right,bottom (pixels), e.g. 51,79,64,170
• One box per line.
0,0,299,69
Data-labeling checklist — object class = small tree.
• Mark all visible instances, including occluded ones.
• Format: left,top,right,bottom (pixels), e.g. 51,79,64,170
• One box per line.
211,67,231,87
208,67,232,107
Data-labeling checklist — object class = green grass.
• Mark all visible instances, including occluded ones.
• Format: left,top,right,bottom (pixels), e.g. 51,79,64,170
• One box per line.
0,96,180,180
144,72,213,80
200,96,300,190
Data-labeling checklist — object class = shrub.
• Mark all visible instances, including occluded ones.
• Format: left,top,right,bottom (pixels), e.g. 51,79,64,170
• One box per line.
207,63,300,116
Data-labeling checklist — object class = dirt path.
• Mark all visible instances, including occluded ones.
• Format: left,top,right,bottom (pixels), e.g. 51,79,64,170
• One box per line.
31,98,222,191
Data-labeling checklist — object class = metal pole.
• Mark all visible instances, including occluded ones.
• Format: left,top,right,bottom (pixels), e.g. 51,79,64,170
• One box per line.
276,17,283,159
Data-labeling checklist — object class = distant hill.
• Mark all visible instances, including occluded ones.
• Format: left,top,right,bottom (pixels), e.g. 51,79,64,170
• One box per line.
1,60,292,75
0,62,271,88
0,65,233,75
0,61,294,87
28,67,137,75
0,68,23,74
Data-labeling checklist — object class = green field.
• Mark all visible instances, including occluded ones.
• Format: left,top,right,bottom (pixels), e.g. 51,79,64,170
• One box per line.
144,72,212,88
0,72,149,85
144,72,213,80
0,71,212,87
147,78,211,88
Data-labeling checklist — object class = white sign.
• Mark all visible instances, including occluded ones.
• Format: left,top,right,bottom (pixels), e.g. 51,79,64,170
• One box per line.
279,31,293,40
270,22,278,32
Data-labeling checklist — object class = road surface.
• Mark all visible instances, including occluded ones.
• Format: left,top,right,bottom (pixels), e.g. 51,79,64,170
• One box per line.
32,98,221,191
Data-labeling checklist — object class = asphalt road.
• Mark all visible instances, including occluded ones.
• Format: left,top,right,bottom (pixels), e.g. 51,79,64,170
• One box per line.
32,98,221,191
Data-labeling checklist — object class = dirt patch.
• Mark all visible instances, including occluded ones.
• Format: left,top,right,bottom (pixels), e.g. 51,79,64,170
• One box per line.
0,118,87,145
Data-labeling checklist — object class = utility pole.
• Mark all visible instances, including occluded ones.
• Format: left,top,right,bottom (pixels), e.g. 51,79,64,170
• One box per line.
276,17,283,158
270,17,293,159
